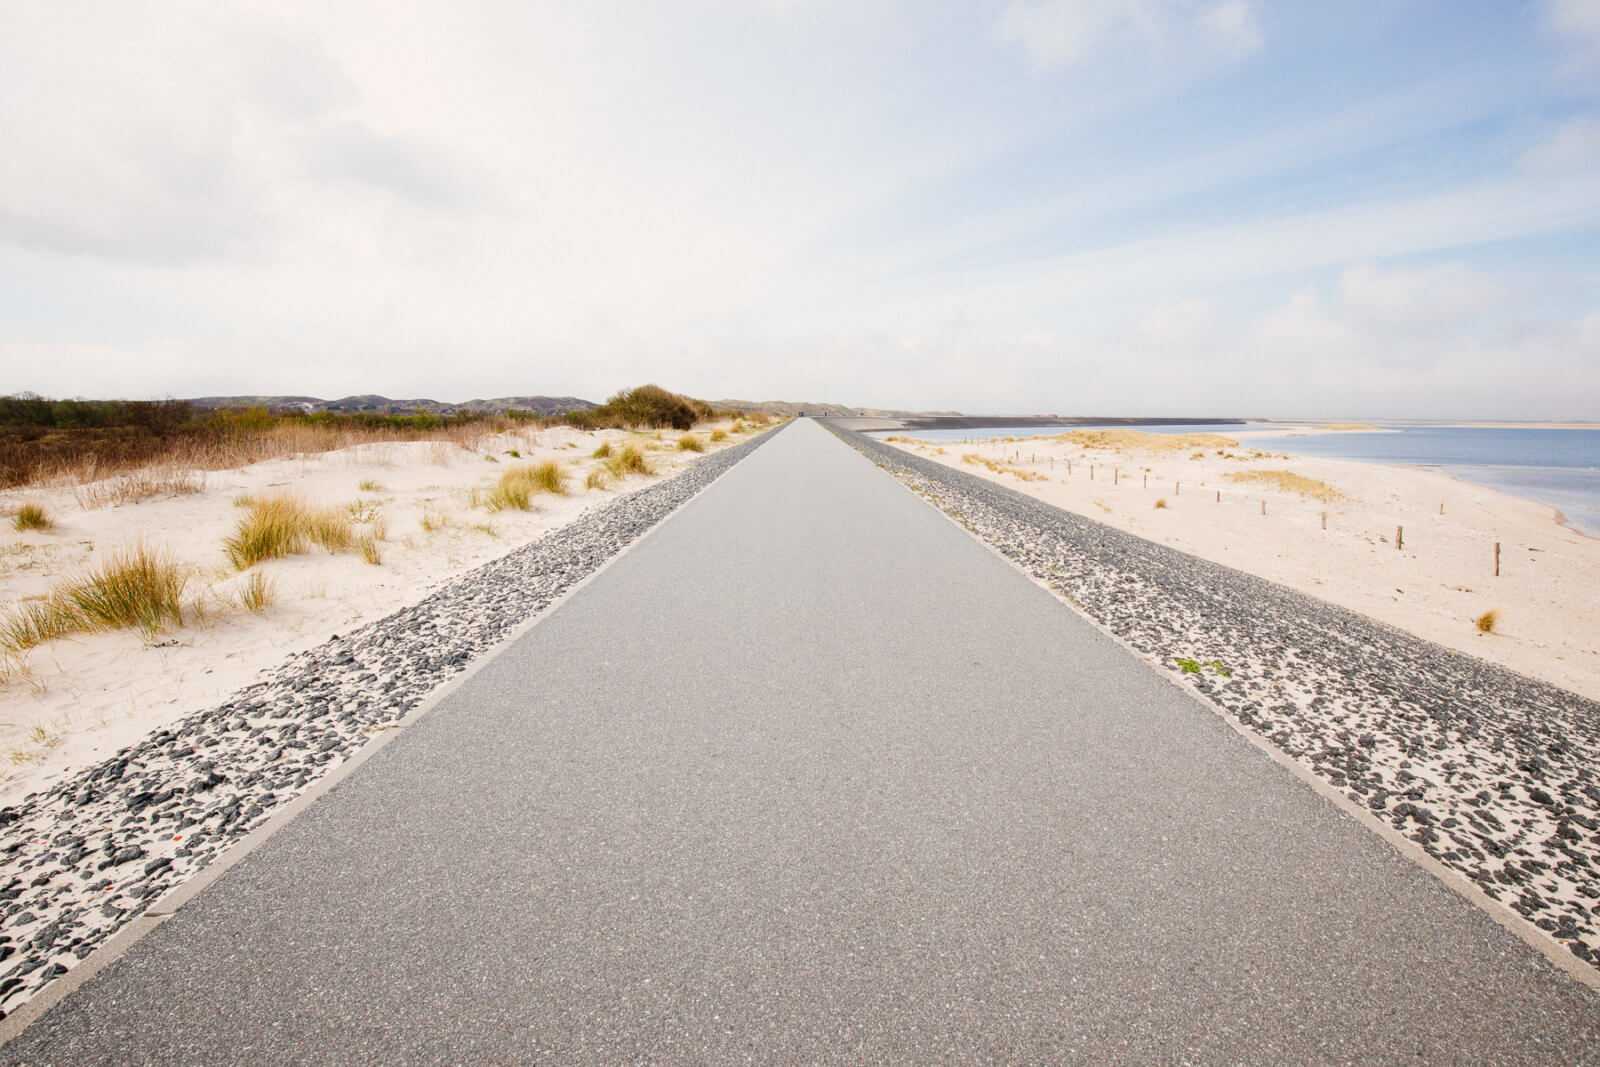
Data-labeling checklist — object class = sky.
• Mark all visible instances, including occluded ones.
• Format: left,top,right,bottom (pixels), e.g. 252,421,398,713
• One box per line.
2,1,1598,418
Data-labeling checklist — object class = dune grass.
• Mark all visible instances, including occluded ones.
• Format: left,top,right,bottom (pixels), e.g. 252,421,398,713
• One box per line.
73,467,205,509
237,570,274,613
1154,498,1168,509
592,441,613,459
12,503,52,531
487,461,568,512
2,545,187,654
1224,469,1343,502
358,534,382,565
1475,609,1499,634
224,495,356,569
357,479,384,492
603,444,653,479
677,434,705,453
709,429,727,442
585,469,609,491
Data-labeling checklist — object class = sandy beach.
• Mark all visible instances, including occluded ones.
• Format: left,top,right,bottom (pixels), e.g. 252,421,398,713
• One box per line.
0,420,762,804
882,427,1600,701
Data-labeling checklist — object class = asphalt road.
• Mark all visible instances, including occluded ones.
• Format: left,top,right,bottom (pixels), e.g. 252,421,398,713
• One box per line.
8,419,1598,1063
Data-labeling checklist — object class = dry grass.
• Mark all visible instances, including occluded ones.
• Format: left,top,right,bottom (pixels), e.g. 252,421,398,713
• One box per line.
74,466,204,509
603,445,653,479
1056,429,1239,453
1475,609,1499,634
357,479,385,492
358,534,382,565
224,496,355,569
420,510,451,533
346,498,383,523
1154,498,1168,509
585,469,610,491
730,421,747,434
592,441,613,459
237,570,274,613
487,461,567,511
961,452,1044,481
1224,469,1343,502
12,503,52,531
2,545,187,654
677,434,705,453
709,429,727,442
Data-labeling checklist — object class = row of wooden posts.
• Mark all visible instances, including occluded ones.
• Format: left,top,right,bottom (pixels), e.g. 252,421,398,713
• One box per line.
987,442,1505,577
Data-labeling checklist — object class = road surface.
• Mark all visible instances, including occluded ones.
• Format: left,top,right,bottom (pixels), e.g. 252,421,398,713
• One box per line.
7,419,1598,1063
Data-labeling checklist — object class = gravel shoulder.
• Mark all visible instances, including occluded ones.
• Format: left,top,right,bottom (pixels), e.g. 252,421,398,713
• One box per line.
0,428,777,1021
831,422,1600,974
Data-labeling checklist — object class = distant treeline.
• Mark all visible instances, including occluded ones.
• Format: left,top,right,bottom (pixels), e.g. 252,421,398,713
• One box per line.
1,385,740,487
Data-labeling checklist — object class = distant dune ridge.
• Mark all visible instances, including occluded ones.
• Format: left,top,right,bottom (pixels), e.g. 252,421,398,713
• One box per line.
185,395,600,417
183,395,954,419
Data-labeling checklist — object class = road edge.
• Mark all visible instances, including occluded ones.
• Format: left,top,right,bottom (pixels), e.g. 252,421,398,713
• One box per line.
822,421,1600,995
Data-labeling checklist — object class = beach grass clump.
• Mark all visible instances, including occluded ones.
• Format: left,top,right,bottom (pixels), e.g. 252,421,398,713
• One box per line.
603,444,653,479
12,504,52,532
358,534,382,565
1224,469,1343,502
1475,609,1499,634
224,497,309,569
709,429,727,442
487,461,567,511
677,434,705,453
237,570,274,613
420,510,450,533
1154,498,1168,509
585,469,609,491
529,460,567,494
2,545,187,653
730,421,747,434
224,495,356,568
357,479,384,492
592,441,613,459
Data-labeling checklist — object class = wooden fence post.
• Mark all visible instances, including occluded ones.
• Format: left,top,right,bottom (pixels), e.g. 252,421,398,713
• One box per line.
1494,541,1500,577
1396,525,1403,550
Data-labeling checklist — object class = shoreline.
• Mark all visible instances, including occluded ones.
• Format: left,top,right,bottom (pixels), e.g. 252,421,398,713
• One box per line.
875,425,1600,701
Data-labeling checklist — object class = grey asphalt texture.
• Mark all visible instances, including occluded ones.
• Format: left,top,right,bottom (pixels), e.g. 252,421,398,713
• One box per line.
7,419,1599,1064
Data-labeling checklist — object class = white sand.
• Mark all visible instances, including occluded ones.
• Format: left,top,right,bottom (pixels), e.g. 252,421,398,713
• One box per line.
886,428,1600,701
0,422,756,804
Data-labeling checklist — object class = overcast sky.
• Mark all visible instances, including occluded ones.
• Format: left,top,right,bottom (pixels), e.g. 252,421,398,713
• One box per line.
2,1,1598,417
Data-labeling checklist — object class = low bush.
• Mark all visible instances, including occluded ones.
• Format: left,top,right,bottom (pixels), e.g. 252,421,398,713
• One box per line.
677,434,705,453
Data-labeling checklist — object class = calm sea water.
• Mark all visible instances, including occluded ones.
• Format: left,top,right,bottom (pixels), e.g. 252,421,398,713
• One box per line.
1249,426,1600,537
872,422,1600,536
886,422,1247,443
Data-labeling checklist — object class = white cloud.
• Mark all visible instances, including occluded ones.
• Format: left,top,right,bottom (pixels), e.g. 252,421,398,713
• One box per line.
997,0,1262,71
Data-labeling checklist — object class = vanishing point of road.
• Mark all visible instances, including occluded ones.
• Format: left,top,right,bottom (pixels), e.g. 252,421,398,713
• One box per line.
7,419,1598,1063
